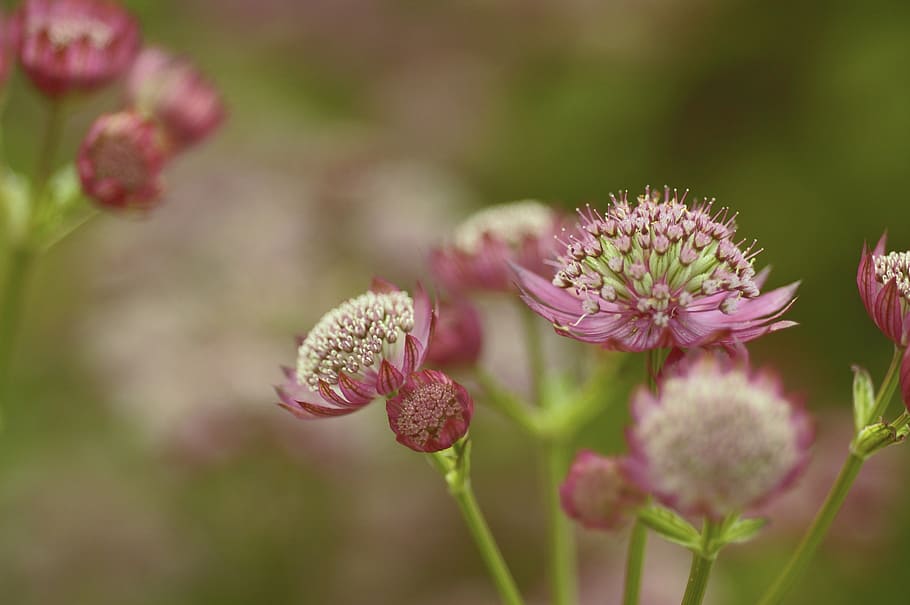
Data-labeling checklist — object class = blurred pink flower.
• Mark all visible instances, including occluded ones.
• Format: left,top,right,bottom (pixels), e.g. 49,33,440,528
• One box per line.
560,450,644,531
516,186,798,352
16,0,140,97
425,297,483,368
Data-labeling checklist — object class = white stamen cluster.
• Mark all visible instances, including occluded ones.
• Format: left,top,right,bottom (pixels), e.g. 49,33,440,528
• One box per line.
453,200,554,254
33,16,115,49
393,381,462,445
873,251,910,303
552,187,761,328
636,363,799,515
296,291,414,389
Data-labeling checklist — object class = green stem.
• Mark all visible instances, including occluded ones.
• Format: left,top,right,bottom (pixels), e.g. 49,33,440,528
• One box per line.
0,245,34,419
680,520,721,605
623,518,648,605
521,306,545,408
543,439,576,605
32,99,64,204
757,347,902,605
473,367,540,436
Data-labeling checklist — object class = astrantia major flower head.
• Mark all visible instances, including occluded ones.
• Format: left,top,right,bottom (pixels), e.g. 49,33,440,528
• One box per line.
515,186,799,352
386,369,473,453
857,233,910,407
625,354,812,518
276,279,435,419
431,200,560,293
16,0,140,98
560,450,645,531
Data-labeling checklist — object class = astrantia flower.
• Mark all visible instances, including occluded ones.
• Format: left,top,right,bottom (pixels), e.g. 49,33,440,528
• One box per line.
425,298,483,367
431,200,560,292
857,233,910,406
515,187,799,352
625,354,812,518
560,450,645,530
386,369,473,453
16,0,140,98
276,279,435,419
77,110,167,211
126,46,225,151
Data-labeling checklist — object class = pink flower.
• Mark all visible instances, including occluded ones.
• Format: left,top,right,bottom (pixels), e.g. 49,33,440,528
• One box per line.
560,450,645,530
276,279,435,419
625,353,812,519
430,200,561,292
425,298,483,367
386,369,473,453
857,233,910,407
0,11,19,89
126,46,225,151
16,0,140,98
77,110,167,211
515,186,799,352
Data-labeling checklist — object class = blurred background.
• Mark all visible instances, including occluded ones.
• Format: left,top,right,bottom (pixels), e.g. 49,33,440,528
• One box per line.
0,0,908,603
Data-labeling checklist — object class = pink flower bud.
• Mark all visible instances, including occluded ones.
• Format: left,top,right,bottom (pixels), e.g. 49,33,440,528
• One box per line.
126,46,225,151
16,0,140,98
77,110,167,211
385,369,473,453
425,298,483,367
560,451,645,531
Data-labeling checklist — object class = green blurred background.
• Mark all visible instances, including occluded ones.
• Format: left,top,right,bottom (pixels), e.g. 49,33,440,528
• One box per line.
0,0,908,603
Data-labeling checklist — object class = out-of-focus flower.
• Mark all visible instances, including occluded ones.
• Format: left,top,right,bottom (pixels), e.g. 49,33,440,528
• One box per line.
625,353,812,519
276,279,435,419
126,46,225,151
515,186,799,352
431,200,561,293
425,298,483,367
385,369,473,453
77,110,167,211
560,450,645,530
857,233,910,405
16,0,140,98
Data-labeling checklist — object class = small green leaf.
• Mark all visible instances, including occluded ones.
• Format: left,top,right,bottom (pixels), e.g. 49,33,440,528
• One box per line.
720,517,767,545
852,365,875,433
637,505,701,551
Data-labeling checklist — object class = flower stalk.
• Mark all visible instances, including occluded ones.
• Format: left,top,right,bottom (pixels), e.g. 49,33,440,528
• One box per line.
680,520,721,605
623,518,648,605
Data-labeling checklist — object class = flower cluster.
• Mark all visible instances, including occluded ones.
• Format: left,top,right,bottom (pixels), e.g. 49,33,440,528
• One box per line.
3,0,224,212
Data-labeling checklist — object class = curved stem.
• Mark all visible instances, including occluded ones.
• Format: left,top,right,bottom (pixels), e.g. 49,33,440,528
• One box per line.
0,245,34,421
623,518,648,605
757,347,902,605
680,520,720,605
473,367,540,436
543,439,576,605
521,306,545,408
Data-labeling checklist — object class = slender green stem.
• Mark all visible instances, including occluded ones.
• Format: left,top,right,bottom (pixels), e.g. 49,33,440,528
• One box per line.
680,520,721,605
0,245,34,420
623,518,648,605
521,306,545,408
32,99,65,206
473,367,540,436
543,439,576,605
757,347,902,605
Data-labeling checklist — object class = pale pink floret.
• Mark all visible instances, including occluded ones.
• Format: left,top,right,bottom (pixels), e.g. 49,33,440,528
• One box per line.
515,187,798,352
276,279,435,419
625,354,813,519
856,233,910,407
386,369,473,453
560,450,645,531
16,0,140,98
431,200,561,293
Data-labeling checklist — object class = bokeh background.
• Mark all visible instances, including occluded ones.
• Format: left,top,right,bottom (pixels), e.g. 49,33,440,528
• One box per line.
0,0,908,603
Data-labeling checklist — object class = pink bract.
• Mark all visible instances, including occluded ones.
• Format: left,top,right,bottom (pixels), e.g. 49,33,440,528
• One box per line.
385,369,473,453
515,186,799,352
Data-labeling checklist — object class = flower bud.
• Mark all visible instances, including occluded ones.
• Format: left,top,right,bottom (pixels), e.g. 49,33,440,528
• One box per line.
385,369,473,453
126,46,225,151
560,450,645,530
77,110,167,211
16,0,140,98
425,298,483,367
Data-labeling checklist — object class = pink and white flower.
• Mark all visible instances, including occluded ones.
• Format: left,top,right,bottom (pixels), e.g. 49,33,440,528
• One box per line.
386,369,473,453
515,187,798,352
276,279,435,419
625,354,812,518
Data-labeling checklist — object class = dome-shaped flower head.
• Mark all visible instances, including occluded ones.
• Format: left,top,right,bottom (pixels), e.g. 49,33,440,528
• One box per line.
625,354,812,518
514,186,799,352
560,450,645,530
857,233,910,407
425,297,483,367
16,0,140,98
77,110,167,211
276,279,435,419
430,200,561,292
386,369,473,453
126,46,225,152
